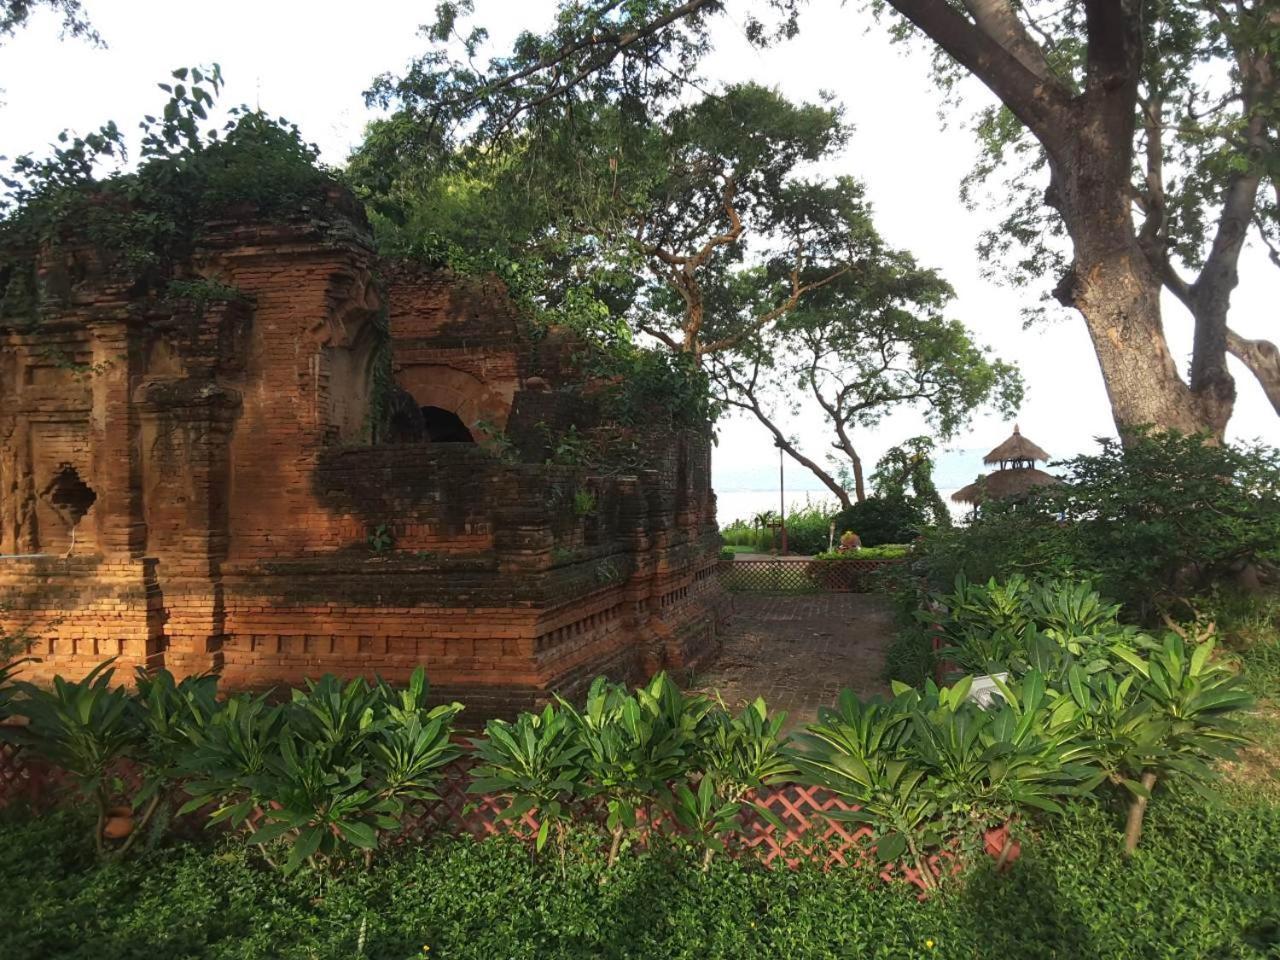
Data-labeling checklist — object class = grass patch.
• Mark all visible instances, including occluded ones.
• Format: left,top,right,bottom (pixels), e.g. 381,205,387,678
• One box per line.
0,785,1276,959
1225,702,1280,803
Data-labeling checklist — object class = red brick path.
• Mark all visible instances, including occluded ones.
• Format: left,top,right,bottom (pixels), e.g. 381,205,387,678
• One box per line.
692,593,895,729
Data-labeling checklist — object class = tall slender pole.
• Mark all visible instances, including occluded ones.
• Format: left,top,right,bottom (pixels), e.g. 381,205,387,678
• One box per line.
778,443,788,555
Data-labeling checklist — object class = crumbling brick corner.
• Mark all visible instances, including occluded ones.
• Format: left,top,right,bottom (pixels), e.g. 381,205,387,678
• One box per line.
0,186,724,716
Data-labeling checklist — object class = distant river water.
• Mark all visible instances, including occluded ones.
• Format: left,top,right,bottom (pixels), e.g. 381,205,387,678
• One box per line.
713,488,967,527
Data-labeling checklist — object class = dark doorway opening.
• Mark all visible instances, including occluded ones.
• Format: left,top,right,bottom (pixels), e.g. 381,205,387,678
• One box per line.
44,464,97,524
421,406,475,443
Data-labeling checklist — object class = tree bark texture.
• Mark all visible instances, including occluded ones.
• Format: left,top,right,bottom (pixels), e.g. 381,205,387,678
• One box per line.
883,0,1276,440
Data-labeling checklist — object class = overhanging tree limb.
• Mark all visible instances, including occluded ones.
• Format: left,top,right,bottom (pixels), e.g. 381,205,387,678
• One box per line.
885,0,1073,143
1227,329,1280,415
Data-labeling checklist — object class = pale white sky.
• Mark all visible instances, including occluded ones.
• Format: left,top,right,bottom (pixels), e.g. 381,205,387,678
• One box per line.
2,0,1276,494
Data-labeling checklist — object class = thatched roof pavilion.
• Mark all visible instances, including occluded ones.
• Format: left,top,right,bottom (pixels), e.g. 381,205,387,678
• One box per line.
983,425,1051,469
952,425,1064,506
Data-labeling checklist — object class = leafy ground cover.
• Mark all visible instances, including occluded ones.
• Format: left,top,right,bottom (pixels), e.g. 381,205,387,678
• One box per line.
1,785,1277,960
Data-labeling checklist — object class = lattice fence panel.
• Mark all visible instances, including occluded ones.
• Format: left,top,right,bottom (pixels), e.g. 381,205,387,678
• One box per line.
0,754,942,891
718,558,901,594
0,741,29,809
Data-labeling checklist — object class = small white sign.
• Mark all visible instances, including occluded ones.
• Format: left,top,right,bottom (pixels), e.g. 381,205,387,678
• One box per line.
967,672,1010,708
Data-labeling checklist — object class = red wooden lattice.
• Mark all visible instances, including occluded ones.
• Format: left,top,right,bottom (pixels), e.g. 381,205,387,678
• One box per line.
0,748,942,891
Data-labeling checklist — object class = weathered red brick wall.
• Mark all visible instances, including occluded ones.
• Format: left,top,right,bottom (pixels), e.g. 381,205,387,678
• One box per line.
384,265,525,440
0,190,724,714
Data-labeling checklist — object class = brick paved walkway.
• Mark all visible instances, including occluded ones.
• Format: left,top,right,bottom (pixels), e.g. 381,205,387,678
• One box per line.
693,593,895,729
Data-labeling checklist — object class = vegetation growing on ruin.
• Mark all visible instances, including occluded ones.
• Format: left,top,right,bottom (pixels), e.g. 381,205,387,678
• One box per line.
0,66,328,323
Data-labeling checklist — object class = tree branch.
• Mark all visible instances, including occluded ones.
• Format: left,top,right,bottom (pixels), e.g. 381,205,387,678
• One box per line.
476,0,724,134
708,355,852,508
697,260,851,357
959,0,1055,81
1227,328,1280,415
885,0,1073,143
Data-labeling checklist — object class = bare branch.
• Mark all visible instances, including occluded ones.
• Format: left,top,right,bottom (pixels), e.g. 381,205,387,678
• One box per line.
708,354,853,507
1227,328,1280,414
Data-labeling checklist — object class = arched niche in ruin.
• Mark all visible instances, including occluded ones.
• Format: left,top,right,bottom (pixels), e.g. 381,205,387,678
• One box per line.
325,319,384,444
394,364,510,443
420,406,475,443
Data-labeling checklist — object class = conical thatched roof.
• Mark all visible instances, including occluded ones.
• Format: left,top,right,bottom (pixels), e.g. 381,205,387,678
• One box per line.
983,424,1051,466
951,467,1064,505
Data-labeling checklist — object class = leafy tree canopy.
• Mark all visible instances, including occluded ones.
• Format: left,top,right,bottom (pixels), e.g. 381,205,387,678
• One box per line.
356,4,1023,486
367,0,1280,437
0,0,98,45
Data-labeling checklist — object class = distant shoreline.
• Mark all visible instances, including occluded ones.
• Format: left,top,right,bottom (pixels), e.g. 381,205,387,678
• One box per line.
714,487,967,525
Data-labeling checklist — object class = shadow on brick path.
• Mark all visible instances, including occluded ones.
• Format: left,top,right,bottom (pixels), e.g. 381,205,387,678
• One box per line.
691,593,895,731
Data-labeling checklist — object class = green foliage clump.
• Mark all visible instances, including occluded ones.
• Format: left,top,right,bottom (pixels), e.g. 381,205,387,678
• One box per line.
719,519,774,552
549,674,791,866
178,669,461,875
13,662,218,855
870,437,952,529
813,543,909,561
10,664,462,873
3,615,1259,905
832,496,925,547
775,502,839,555
797,621,1251,865
918,430,1280,620
1,786,1277,959
720,503,841,556
1,66,330,323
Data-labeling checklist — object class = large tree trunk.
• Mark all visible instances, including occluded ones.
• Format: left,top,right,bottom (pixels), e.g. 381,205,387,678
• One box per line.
1053,103,1233,438
886,0,1249,440
1063,248,1223,436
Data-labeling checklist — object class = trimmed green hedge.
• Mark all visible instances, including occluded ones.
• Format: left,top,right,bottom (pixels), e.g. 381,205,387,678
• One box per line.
2,787,1277,960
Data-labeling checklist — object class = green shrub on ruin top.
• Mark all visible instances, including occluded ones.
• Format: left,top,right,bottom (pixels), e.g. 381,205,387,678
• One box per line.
0,65,330,323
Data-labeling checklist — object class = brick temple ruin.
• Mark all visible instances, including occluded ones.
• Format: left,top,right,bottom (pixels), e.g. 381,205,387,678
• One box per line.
0,187,724,715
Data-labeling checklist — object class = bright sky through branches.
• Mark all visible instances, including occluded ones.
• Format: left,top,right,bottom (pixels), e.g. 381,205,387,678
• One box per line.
1,0,1274,494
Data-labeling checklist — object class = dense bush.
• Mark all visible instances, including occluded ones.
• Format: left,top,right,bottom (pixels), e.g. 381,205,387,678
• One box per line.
1,789,1277,960
901,576,1254,850
831,495,926,547
11,665,462,868
719,518,775,552
7,596,1254,879
719,502,840,555
918,431,1280,621
779,503,841,555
